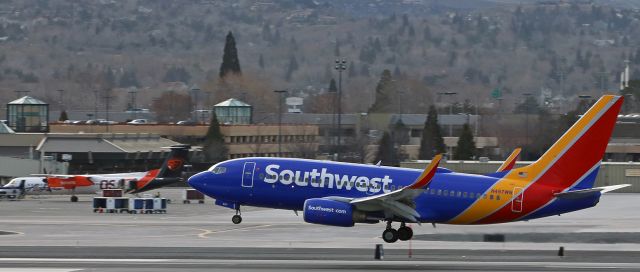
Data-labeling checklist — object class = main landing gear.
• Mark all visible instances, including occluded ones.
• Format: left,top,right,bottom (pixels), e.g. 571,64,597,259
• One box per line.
70,188,78,202
382,221,413,243
231,207,242,224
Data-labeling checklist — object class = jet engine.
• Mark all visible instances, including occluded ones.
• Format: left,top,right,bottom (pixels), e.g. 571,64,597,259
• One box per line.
303,198,374,227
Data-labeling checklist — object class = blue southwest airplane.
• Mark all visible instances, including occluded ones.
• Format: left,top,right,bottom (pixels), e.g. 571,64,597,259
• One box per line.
188,95,630,243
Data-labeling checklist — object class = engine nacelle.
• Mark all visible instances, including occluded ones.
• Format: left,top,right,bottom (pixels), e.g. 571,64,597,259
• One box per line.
303,198,356,227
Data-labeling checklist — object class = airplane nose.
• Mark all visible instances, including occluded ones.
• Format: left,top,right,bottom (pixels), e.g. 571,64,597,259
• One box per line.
187,171,208,191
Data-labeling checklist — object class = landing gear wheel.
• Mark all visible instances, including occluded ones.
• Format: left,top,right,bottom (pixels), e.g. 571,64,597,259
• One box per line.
232,214,242,224
70,196,78,202
382,228,399,243
398,226,413,241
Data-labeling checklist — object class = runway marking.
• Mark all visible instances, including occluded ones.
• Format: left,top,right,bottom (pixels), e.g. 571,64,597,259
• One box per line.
196,224,273,239
0,230,23,236
2,258,639,269
0,258,169,262
0,269,81,272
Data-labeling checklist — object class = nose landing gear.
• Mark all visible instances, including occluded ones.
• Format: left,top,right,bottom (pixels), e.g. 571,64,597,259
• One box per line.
381,221,414,243
231,207,242,224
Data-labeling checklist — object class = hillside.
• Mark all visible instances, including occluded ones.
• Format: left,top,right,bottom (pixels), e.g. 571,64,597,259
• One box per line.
1,0,640,116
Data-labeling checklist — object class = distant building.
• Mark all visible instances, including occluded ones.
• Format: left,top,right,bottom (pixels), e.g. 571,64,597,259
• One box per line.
6,96,49,133
214,98,252,125
49,123,319,160
0,132,180,173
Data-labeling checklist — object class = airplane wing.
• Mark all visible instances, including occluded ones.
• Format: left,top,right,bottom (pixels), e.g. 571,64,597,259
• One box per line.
496,148,521,172
334,154,442,223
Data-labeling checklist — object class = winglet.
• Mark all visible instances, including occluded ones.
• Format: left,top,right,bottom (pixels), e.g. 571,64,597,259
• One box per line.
496,148,521,172
409,154,442,189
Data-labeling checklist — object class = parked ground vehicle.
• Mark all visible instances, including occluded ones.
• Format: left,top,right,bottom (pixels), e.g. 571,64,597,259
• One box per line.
127,119,148,125
176,120,196,125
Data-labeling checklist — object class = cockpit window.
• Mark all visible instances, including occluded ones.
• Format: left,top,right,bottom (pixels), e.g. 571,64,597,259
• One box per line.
211,166,227,174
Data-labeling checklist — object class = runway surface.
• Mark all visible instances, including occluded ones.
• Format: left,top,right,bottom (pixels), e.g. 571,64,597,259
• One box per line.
1,189,639,271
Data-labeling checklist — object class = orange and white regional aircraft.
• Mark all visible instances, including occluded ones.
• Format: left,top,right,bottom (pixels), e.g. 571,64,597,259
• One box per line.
2,145,190,202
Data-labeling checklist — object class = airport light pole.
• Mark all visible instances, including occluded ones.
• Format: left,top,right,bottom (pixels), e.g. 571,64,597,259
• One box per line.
335,58,347,161
93,90,99,120
523,92,532,147
274,90,288,157
56,89,65,110
437,91,457,136
103,94,113,132
190,87,201,122
128,88,138,119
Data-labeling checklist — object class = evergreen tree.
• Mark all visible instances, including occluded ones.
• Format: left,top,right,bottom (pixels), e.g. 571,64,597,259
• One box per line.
328,78,337,92
368,69,394,113
219,31,242,78
284,55,298,81
418,105,446,159
203,112,228,162
374,131,399,166
454,123,476,160
58,110,68,122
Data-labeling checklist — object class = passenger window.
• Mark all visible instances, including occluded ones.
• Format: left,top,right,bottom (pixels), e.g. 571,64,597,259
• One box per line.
259,173,265,179
490,195,494,200
311,178,317,184
384,184,389,190
463,192,468,198
437,189,442,195
469,192,474,198
457,191,462,197
443,190,448,196
304,177,309,183
430,189,435,195
496,195,501,201
391,185,396,190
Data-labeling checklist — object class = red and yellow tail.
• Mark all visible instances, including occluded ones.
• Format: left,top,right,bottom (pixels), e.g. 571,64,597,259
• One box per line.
449,95,623,224
514,95,622,190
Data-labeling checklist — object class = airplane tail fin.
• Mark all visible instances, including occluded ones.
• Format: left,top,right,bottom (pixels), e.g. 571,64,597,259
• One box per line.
129,145,191,193
512,95,623,190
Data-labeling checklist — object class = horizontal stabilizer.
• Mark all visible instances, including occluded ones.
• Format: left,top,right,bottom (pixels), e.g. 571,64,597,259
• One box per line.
554,184,631,199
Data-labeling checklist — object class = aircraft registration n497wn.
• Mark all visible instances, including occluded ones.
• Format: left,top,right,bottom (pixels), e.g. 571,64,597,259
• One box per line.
188,95,631,243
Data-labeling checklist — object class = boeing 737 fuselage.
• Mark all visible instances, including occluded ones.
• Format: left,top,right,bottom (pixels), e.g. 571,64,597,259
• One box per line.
188,95,630,243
